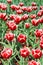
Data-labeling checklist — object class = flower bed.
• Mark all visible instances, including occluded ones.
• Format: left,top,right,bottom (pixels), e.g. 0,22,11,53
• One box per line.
0,0,43,65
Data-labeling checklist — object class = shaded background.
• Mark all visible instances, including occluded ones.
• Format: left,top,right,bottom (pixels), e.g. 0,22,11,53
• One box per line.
0,0,43,6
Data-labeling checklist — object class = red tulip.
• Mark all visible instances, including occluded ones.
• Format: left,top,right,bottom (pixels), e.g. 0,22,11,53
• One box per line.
20,47,30,58
37,10,43,17
1,48,12,59
31,2,37,6
1,3,7,10
31,19,39,26
40,40,43,49
3,16,8,21
1,13,6,20
21,6,27,11
19,2,24,6
32,6,37,10
28,60,40,65
35,29,43,37
40,35,43,40
40,6,43,10
14,15,21,24
5,32,14,41
27,6,32,12
10,5,16,10
17,34,26,43
22,14,29,20
7,21,17,30
32,49,42,59
9,14,16,20
0,3,2,9
16,9,23,14
39,16,43,23
7,0,12,3
30,14,36,19
25,23,30,29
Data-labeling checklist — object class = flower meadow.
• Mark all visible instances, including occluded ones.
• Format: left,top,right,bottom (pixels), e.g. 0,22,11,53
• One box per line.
0,0,43,65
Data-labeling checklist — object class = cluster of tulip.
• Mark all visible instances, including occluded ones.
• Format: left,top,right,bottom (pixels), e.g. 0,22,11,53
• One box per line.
0,0,43,65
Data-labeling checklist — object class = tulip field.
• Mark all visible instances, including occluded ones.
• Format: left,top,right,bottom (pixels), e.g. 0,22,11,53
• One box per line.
0,0,43,65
